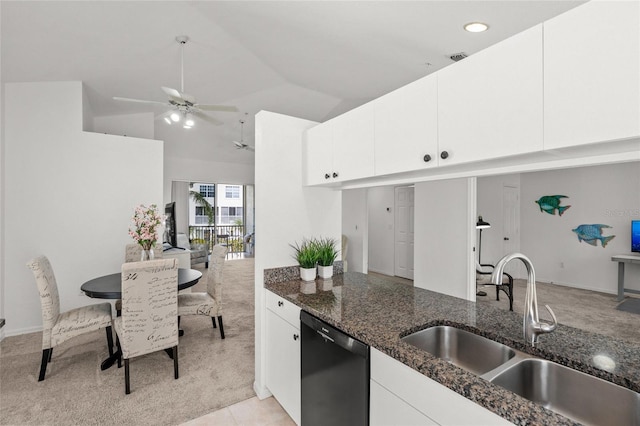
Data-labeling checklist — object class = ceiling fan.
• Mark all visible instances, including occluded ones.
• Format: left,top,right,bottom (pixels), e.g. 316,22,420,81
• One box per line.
113,35,238,128
233,116,254,151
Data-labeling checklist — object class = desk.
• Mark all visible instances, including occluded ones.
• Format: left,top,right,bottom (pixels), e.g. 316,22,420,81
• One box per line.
612,254,640,301
81,268,202,369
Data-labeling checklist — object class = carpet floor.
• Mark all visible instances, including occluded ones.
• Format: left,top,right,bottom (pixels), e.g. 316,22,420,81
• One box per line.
0,258,255,425
478,278,640,345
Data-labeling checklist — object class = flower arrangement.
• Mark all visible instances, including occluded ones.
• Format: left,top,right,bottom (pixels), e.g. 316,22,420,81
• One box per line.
129,204,164,250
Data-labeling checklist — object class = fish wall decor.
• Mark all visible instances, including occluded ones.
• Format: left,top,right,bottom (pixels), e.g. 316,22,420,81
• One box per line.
535,195,571,216
572,224,616,248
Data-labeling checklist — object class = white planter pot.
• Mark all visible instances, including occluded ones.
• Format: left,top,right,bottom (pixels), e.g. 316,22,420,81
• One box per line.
318,265,334,279
300,266,317,282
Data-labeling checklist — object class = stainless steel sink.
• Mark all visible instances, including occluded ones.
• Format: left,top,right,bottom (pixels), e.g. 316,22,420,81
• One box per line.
489,358,640,425
401,325,516,376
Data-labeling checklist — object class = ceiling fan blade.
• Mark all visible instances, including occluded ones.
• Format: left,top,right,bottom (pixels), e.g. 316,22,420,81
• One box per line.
162,86,196,105
196,104,239,112
233,141,255,151
161,86,182,99
193,110,223,126
113,96,168,106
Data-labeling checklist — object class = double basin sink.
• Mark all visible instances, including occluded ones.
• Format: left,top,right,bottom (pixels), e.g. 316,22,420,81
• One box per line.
402,325,640,425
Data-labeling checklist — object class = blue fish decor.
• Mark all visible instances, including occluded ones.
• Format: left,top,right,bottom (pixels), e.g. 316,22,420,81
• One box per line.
535,195,571,216
572,224,616,248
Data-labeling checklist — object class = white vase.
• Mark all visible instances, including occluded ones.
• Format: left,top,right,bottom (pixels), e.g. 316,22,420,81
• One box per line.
300,266,316,282
318,264,333,279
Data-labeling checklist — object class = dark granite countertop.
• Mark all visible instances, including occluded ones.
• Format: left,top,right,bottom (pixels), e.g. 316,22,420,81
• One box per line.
265,271,640,426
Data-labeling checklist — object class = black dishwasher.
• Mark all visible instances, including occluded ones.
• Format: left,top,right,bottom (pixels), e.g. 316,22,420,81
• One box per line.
300,311,369,426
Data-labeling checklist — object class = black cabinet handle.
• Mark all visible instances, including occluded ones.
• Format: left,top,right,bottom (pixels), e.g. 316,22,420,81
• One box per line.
324,173,330,179
277,301,283,307
504,237,510,241
440,151,449,160
423,154,432,162
293,334,299,341
332,172,338,178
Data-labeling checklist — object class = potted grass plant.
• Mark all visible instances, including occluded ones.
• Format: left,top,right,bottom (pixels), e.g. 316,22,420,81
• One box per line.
290,239,318,282
316,237,339,279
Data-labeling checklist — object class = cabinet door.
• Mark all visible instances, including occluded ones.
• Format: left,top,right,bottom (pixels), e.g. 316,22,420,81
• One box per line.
544,1,640,149
332,102,375,182
266,309,301,425
438,24,543,165
370,380,437,426
371,348,512,425
374,75,439,176
304,123,333,186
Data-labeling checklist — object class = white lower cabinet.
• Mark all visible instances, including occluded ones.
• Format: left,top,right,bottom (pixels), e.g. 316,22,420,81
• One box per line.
265,291,301,425
371,380,438,426
370,348,513,425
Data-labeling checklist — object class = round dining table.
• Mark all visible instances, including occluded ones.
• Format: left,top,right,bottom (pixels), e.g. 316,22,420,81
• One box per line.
80,268,203,370
81,268,202,299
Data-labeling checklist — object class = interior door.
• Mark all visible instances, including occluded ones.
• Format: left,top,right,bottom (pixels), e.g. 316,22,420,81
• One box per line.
394,186,414,280
502,185,521,277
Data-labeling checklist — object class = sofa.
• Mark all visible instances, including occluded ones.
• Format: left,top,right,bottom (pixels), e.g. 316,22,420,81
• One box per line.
176,234,209,268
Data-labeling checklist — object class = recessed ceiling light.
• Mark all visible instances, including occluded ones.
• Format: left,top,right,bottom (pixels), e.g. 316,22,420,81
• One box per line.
464,22,489,33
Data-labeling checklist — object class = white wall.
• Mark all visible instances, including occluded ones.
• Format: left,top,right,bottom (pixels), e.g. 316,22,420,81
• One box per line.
414,178,475,300
3,81,163,335
521,162,640,293
93,112,155,139
367,186,395,275
342,188,368,273
253,111,341,399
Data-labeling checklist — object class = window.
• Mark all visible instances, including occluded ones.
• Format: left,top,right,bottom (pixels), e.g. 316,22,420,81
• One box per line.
199,184,215,198
225,185,240,199
221,207,243,217
195,206,210,225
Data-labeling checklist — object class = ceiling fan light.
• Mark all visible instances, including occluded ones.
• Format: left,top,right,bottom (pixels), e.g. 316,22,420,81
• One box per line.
183,124,192,129
164,117,172,124
170,112,180,122
185,118,194,127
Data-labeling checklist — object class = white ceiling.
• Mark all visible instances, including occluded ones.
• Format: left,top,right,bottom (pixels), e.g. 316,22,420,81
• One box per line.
1,1,585,166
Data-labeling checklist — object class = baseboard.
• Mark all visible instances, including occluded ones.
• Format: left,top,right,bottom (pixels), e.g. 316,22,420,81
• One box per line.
2,324,42,338
253,381,272,400
537,279,617,296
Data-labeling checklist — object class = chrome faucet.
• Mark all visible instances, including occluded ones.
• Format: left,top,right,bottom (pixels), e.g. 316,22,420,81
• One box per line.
491,252,557,347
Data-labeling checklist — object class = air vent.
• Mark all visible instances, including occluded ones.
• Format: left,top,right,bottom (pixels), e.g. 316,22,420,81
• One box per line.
449,52,468,62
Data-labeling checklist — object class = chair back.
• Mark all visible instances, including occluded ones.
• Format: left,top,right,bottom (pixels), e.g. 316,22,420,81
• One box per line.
125,243,164,263
26,256,60,346
120,258,178,358
207,245,228,300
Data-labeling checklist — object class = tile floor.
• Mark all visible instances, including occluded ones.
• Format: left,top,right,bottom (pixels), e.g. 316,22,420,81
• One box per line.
181,396,295,426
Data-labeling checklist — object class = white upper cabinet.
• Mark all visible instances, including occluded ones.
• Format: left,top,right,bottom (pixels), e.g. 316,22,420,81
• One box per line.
374,74,439,176
332,102,375,182
543,1,640,150
437,24,544,165
304,122,333,186
304,102,374,185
